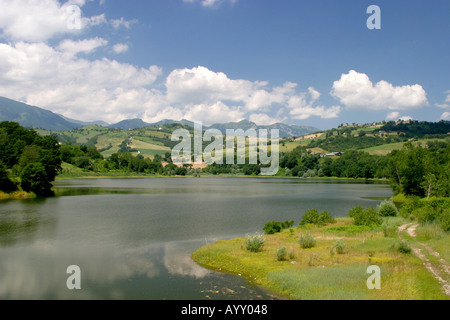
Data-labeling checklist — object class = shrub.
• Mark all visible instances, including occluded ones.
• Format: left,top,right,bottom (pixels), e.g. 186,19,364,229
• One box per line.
377,200,398,217
300,209,319,225
413,207,439,225
333,240,347,254
398,196,421,218
299,233,316,249
245,233,266,252
300,209,335,226
317,210,335,225
438,209,450,232
393,240,412,254
277,246,288,261
348,206,364,218
381,220,398,237
263,221,282,234
263,220,294,234
352,207,383,227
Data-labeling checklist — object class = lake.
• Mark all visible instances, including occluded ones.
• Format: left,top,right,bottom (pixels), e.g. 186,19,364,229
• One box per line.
0,177,392,300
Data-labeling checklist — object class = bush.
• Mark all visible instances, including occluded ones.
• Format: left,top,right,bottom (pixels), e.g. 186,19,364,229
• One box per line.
300,208,319,225
276,246,288,261
245,233,266,252
348,206,364,218
317,210,335,225
300,209,335,226
393,240,412,254
299,233,316,249
382,220,397,237
438,209,450,232
263,221,281,234
398,196,421,218
330,239,347,255
413,207,439,225
377,200,398,217
352,207,383,227
263,220,294,234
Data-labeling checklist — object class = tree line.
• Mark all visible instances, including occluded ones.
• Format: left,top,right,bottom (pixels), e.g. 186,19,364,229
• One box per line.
1,121,448,199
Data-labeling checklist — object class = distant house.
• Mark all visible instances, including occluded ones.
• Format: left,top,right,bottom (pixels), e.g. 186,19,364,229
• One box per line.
324,152,343,157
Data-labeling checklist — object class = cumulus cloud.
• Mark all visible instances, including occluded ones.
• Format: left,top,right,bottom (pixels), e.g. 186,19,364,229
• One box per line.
0,0,108,42
0,1,341,126
0,0,137,43
440,112,450,121
112,43,129,54
163,66,339,123
386,112,400,121
286,86,341,120
331,70,429,111
0,41,162,123
57,37,108,56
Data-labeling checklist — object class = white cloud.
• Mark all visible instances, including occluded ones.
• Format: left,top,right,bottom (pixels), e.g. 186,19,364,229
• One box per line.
164,66,339,123
435,90,450,109
183,102,245,124
0,41,162,123
440,112,450,121
0,0,107,42
110,17,138,30
57,37,108,56
286,87,341,120
386,112,413,122
249,113,287,126
331,70,429,110
112,43,129,54
386,112,400,120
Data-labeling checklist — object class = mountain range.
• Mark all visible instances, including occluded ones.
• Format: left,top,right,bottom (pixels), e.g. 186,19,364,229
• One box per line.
0,96,320,137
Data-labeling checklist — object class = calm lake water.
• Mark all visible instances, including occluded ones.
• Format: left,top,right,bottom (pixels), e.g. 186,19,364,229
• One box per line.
0,177,392,300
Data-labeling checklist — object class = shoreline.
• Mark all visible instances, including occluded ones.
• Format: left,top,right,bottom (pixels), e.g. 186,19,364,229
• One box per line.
0,191,36,200
191,217,449,300
56,173,389,183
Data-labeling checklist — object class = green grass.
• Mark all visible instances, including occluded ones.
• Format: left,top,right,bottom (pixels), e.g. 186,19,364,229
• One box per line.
191,218,449,300
267,265,371,299
363,138,449,155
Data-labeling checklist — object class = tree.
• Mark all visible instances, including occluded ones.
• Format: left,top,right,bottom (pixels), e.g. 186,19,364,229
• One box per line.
20,163,53,196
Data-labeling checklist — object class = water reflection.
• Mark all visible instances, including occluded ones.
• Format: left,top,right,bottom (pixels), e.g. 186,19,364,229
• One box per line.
0,238,273,300
0,177,392,299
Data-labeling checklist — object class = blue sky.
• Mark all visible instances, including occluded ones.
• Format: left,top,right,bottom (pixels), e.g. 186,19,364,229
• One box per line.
0,0,448,129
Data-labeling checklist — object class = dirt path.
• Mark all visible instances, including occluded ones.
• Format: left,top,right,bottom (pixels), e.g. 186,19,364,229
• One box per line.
398,223,450,296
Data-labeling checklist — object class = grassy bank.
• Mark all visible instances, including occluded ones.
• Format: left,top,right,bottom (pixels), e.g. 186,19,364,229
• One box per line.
0,190,36,200
191,218,449,300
